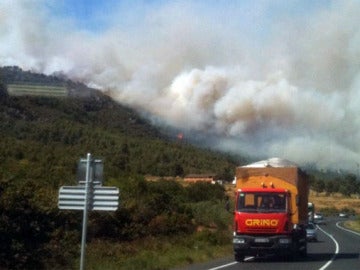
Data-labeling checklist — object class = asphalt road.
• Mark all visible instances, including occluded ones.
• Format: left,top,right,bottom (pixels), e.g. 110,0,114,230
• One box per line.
175,218,360,270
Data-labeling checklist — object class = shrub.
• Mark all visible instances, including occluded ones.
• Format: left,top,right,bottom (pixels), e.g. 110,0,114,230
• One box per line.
188,200,232,230
185,182,225,202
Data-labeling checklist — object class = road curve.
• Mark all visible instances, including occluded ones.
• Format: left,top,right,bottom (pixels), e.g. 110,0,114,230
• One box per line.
173,218,360,270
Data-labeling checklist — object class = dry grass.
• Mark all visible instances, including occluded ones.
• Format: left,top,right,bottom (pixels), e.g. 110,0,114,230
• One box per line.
309,191,360,214
344,220,360,232
309,191,360,233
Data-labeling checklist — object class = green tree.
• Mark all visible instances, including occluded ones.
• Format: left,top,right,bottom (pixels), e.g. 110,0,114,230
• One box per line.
339,174,357,197
0,179,60,269
0,72,8,99
324,178,340,195
312,178,325,194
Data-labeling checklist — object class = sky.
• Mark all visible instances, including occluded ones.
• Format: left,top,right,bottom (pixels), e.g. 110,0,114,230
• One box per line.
1,0,360,171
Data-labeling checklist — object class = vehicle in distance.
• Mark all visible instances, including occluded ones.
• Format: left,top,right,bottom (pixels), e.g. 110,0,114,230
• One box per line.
308,202,315,223
314,213,326,225
305,223,317,242
338,212,348,218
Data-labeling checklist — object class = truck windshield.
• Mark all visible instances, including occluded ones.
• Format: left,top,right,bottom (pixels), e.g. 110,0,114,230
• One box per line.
237,192,287,213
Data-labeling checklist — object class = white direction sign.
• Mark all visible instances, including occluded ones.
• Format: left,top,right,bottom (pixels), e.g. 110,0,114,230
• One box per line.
58,186,119,211
58,153,120,270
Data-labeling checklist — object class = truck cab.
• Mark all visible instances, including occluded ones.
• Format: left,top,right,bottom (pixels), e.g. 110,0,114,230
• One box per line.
235,188,290,233
233,158,308,261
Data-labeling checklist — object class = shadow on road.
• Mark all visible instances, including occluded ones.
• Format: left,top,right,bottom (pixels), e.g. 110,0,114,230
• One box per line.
249,252,359,263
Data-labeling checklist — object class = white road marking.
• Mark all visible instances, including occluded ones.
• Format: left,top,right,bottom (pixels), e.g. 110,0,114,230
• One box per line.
207,261,237,270
208,224,348,270
336,221,360,237
207,256,253,270
317,225,339,270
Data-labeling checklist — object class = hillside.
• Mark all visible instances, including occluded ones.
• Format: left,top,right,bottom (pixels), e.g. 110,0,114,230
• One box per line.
0,66,240,269
0,66,240,180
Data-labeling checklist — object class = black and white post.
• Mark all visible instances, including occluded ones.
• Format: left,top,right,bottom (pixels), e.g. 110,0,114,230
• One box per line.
80,153,91,270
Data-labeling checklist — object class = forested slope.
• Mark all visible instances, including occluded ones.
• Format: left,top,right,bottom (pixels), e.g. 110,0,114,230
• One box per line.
0,66,238,269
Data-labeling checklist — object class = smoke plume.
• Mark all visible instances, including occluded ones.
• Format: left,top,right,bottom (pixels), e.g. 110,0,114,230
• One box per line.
1,0,360,171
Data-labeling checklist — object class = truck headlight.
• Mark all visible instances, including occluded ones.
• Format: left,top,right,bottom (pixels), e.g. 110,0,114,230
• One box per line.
233,238,245,244
279,238,292,244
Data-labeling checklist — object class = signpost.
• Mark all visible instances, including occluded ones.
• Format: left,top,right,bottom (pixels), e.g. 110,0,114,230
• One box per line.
58,186,119,211
58,153,119,270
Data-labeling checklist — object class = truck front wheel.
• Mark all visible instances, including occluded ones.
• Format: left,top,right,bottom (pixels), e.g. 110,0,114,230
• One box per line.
234,252,245,262
299,242,307,257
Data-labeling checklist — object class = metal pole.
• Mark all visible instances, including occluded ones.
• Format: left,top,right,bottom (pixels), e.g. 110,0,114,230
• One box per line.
80,153,92,270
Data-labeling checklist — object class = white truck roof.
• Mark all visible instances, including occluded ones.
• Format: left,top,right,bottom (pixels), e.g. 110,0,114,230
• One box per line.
242,157,298,168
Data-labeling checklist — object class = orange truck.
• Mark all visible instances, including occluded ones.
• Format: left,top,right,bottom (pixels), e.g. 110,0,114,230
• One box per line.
233,158,309,261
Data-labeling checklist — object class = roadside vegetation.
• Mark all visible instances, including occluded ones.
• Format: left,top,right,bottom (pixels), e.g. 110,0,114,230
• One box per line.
309,191,360,232
309,169,360,232
344,217,360,233
309,172,360,198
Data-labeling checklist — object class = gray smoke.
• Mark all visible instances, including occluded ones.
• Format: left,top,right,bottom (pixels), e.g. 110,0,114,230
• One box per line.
1,0,360,171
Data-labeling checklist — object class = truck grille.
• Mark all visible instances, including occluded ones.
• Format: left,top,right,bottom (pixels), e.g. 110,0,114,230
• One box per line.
252,242,274,248
246,227,277,233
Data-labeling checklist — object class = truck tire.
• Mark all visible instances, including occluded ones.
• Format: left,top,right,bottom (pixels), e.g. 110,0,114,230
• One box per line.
234,252,245,262
299,242,307,257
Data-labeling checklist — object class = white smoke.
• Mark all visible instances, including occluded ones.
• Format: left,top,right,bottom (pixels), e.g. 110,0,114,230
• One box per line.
1,0,360,171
